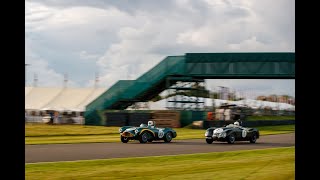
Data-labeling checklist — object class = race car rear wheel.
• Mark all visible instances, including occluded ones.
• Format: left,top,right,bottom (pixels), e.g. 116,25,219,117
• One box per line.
206,138,214,144
227,133,235,144
121,136,129,143
164,132,173,143
250,133,257,143
139,132,149,143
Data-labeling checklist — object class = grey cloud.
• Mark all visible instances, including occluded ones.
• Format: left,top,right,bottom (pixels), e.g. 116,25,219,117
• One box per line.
251,0,295,49
27,0,178,14
224,7,251,18
26,0,295,94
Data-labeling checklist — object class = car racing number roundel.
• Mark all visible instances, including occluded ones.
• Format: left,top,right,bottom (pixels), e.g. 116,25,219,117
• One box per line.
242,129,247,138
213,128,223,134
158,129,164,138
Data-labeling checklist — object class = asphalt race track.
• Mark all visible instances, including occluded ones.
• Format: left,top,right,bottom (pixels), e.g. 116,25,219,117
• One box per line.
26,133,294,163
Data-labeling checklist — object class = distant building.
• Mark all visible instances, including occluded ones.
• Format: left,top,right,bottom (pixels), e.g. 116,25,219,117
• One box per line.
256,96,267,101
219,87,229,100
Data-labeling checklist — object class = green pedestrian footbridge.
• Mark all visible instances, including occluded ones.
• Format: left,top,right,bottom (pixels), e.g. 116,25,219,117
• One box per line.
85,52,295,125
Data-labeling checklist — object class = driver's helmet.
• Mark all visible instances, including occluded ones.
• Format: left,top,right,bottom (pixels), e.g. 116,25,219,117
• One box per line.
148,121,155,127
234,121,240,126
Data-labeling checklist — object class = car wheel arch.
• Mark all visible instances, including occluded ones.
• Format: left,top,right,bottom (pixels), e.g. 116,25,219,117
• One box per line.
139,129,155,138
225,129,233,135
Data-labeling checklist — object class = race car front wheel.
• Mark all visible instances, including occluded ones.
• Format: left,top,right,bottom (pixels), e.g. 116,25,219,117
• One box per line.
227,133,235,144
121,136,129,143
206,138,214,144
164,132,173,143
250,133,257,143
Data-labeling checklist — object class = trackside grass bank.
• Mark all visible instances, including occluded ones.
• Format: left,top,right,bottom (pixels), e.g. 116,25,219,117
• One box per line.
26,147,295,180
25,124,120,137
25,123,294,145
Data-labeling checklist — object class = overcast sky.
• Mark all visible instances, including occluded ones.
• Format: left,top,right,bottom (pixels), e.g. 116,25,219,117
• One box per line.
25,0,295,97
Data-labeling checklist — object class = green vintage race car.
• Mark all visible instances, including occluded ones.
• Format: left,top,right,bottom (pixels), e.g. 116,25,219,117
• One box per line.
205,121,259,144
119,121,177,143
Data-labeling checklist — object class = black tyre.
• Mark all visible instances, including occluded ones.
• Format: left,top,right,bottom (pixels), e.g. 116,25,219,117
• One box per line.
139,132,149,143
206,138,214,144
121,136,129,143
164,132,173,143
250,133,257,143
227,133,235,144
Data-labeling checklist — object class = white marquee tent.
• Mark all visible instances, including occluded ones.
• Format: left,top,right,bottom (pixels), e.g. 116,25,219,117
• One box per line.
25,87,106,112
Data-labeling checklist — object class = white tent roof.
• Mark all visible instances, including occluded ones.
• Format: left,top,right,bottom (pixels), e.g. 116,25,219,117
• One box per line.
25,87,106,112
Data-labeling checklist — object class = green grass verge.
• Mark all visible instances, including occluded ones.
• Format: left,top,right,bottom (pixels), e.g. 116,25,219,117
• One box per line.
25,124,294,145
26,147,295,180
257,125,295,135
25,123,119,137
246,116,295,121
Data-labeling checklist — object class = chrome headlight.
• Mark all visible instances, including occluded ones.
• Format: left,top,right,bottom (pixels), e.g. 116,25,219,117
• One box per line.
135,129,139,134
205,131,209,136
220,132,226,138
119,128,122,133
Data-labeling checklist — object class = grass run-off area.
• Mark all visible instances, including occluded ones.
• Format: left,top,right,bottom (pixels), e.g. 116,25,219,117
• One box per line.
246,115,295,121
25,123,294,145
26,147,295,180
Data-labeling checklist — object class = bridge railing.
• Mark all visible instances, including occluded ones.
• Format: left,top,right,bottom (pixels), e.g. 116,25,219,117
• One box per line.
85,56,185,120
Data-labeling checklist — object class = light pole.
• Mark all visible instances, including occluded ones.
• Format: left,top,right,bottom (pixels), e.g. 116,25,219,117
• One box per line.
25,64,30,86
